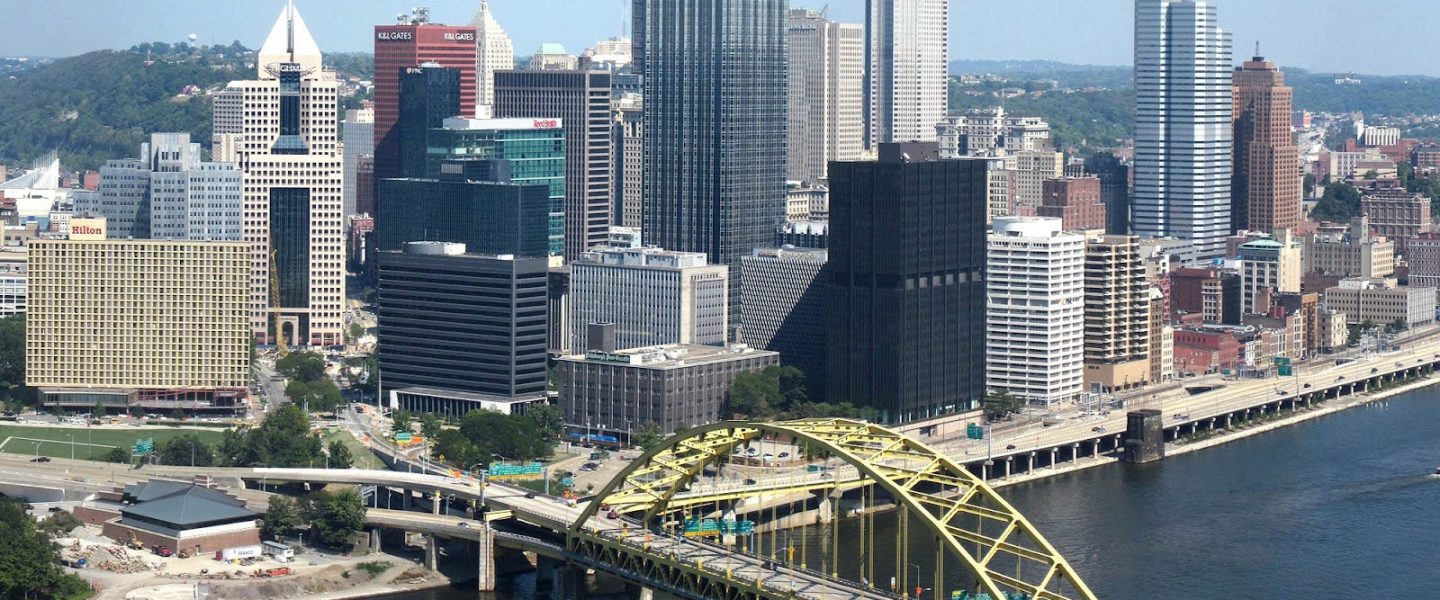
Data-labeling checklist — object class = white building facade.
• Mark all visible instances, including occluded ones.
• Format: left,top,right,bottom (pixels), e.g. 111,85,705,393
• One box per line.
1133,0,1233,261
471,0,514,115
222,3,345,347
867,0,947,145
986,217,1086,406
786,9,863,184
569,246,729,352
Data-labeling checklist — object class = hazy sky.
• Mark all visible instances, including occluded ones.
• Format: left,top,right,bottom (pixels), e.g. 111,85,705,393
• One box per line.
5,1,1440,76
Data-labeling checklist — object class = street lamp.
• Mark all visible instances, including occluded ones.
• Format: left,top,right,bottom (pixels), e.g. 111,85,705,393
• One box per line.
67,433,74,461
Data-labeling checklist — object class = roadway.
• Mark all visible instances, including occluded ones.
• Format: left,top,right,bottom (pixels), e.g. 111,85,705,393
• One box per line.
932,334,1440,468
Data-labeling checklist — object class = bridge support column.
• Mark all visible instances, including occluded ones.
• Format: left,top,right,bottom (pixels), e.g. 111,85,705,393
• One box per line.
1049,448,1057,470
369,528,381,554
402,489,413,511
817,496,833,525
982,460,993,480
1072,443,1080,462
1002,457,1011,478
432,491,441,515
476,524,495,592
424,536,438,571
637,587,655,600
1122,409,1164,464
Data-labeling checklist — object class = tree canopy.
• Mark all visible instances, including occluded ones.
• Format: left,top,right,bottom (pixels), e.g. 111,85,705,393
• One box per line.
1309,181,1363,223
156,433,215,467
276,351,328,383
303,488,366,549
217,405,325,468
0,498,90,599
433,409,552,469
263,495,301,540
0,315,28,406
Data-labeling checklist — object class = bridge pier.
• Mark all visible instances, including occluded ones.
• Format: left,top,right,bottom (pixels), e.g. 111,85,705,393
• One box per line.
477,524,495,592
1122,409,1164,464
637,587,655,600
1071,443,1080,462
1002,457,1011,478
402,489,413,511
1049,448,1057,470
431,491,441,515
424,536,438,571
369,528,381,554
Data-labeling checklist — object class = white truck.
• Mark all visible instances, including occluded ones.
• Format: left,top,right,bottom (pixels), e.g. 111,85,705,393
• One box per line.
215,545,263,562
262,541,293,562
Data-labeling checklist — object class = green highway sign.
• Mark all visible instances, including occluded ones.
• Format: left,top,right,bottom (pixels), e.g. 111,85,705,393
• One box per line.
132,438,154,455
394,432,413,443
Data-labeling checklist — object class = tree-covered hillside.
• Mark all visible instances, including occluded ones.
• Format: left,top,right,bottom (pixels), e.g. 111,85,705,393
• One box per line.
0,48,250,172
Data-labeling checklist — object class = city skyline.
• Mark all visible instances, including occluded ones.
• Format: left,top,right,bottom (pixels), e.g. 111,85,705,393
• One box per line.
4,0,1440,77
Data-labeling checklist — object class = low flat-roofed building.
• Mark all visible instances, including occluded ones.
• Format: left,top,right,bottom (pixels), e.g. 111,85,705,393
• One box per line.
557,343,779,437
1323,277,1437,328
93,479,260,556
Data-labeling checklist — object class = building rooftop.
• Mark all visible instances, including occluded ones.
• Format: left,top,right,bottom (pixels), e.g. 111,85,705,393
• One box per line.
564,344,778,369
119,481,255,529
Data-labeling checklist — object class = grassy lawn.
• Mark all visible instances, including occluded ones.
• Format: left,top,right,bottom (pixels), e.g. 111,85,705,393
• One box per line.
0,425,226,461
323,429,386,470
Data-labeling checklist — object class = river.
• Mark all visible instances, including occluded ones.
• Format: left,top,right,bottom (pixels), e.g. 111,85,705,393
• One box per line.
379,387,1440,599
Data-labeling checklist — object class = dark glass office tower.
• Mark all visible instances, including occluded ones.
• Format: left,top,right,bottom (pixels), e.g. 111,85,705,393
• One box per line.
377,159,550,257
270,187,311,338
827,143,988,423
634,0,787,270
377,244,549,418
395,65,462,179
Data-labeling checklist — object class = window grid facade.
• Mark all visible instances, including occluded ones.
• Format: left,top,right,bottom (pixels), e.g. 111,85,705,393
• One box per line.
26,240,250,390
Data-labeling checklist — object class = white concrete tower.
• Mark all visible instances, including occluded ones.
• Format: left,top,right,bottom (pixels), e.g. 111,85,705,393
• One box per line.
866,0,948,146
986,217,1086,406
471,0,515,116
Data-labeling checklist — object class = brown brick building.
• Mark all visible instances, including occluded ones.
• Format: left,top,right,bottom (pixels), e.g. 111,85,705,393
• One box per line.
1037,177,1106,231
89,480,261,556
1232,53,1300,233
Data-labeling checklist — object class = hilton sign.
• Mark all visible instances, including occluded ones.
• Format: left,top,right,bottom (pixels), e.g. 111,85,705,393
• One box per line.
69,218,107,241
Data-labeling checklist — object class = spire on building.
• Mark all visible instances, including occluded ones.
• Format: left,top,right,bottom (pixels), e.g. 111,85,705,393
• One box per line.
258,0,323,78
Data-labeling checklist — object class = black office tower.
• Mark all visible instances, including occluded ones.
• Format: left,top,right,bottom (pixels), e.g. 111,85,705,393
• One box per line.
379,65,462,180
377,159,550,258
827,143,988,423
635,0,787,269
377,243,549,418
494,70,613,262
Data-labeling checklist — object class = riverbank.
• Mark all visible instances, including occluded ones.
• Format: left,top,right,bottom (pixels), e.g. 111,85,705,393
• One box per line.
986,373,1440,489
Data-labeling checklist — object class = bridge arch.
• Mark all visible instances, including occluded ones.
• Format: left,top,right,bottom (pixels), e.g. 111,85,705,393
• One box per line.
574,418,1097,600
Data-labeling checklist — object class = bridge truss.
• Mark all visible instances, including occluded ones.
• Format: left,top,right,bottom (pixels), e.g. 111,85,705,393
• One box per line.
570,419,1097,600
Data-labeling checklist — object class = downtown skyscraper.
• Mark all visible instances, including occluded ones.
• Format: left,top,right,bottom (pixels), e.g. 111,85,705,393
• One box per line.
787,8,864,184
220,1,345,346
1133,0,1233,261
866,0,949,146
372,8,477,180
1233,51,1300,234
470,0,515,114
635,0,787,271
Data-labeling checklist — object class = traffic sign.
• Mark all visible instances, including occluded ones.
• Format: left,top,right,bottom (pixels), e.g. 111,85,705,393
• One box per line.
394,432,412,443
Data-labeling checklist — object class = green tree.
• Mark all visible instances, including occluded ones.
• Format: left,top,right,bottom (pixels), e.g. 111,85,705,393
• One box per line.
1385,318,1408,334
287,378,345,414
326,440,354,470
1310,181,1363,222
392,410,415,436
981,390,1023,421
0,498,91,599
727,371,781,419
434,410,552,468
100,447,131,464
92,400,107,418
307,488,366,549
419,413,443,439
1302,173,1317,197
631,422,665,452
527,404,565,441
276,351,327,382
0,315,28,404
347,323,365,340
263,495,302,540
233,405,324,468
156,434,215,467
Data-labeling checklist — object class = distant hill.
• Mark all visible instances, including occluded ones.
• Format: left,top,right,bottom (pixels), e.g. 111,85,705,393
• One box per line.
950,59,1131,90
0,47,246,172
0,44,373,174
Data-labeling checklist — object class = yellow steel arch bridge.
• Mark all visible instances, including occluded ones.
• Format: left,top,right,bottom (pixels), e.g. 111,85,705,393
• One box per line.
569,418,1097,600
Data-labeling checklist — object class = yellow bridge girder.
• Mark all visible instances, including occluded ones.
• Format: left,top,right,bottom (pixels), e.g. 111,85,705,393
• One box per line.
573,419,1098,600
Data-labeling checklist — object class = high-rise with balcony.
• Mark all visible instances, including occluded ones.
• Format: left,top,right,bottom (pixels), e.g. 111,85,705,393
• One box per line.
1232,52,1300,234
223,2,345,346
787,9,863,184
866,0,948,145
1082,235,1151,393
986,217,1086,406
1134,0,1233,261
635,0,787,272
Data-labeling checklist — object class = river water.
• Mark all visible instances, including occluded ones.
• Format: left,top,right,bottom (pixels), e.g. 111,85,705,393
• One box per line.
381,388,1440,600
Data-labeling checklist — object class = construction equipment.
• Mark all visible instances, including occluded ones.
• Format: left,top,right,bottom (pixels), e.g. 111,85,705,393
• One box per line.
152,545,172,558
269,247,287,355
128,539,145,551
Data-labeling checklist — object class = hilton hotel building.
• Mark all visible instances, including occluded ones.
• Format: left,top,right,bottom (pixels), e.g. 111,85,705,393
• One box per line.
214,3,345,346
26,218,251,413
